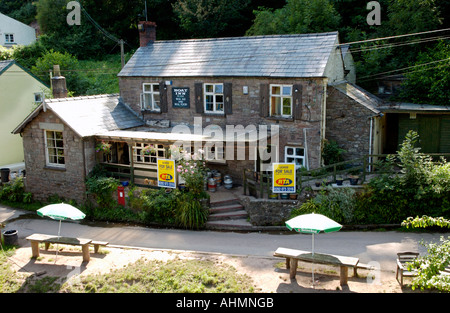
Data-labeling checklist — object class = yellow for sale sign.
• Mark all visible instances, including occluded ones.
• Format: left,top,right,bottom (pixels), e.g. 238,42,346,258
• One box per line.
272,163,296,193
157,159,176,188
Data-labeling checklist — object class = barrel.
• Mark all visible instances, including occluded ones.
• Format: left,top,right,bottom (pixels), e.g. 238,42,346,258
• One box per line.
213,172,222,186
223,175,233,189
208,178,217,192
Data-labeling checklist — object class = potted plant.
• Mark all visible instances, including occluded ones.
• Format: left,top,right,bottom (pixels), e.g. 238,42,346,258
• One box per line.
142,144,156,155
96,141,112,162
289,193,298,200
336,176,344,186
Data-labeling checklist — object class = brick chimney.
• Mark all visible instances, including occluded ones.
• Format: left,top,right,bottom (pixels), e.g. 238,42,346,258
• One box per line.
138,21,157,47
51,65,68,98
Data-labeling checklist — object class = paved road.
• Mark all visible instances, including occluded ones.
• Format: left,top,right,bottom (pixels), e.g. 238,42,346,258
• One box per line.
1,205,448,272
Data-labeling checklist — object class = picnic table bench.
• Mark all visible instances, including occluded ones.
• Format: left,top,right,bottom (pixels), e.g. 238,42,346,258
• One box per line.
26,234,108,262
274,247,361,285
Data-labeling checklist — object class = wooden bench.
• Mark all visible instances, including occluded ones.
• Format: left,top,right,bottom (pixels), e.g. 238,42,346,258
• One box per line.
91,240,109,253
396,252,419,287
274,247,360,285
26,233,92,262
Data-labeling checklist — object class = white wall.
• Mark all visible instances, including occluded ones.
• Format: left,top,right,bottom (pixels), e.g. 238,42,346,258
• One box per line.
0,13,36,47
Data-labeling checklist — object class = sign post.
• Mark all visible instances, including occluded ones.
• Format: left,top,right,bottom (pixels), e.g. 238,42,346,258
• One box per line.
272,163,296,193
157,159,176,188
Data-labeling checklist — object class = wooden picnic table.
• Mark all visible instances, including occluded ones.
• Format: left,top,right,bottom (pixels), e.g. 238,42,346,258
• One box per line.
274,247,360,285
26,233,92,262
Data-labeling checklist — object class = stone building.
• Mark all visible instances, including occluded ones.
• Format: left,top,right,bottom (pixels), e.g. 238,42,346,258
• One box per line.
13,22,383,203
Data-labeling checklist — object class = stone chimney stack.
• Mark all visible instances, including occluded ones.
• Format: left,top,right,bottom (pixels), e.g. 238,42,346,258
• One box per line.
51,65,68,98
138,21,157,47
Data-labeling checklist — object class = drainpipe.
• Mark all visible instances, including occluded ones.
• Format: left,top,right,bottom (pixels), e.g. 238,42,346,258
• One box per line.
368,117,373,172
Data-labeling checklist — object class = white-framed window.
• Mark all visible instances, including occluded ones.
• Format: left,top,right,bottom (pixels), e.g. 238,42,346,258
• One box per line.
205,144,224,162
204,83,224,114
133,142,165,165
45,130,65,168
270,85,292,117
285,146,305,170
34,92,44,104
141,83,160,111
5,34,14,43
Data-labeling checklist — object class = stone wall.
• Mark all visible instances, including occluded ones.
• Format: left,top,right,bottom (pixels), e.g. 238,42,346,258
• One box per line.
119,76,327,181
325,86,374,161
241,196,299,226
21,109,94,203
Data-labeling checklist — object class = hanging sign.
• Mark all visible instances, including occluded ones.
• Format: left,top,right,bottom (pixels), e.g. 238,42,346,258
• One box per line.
172,87,190,108
272,163,296,193
157,159,176,188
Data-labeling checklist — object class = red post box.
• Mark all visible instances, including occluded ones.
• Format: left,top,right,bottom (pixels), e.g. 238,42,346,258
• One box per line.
117,186,125,206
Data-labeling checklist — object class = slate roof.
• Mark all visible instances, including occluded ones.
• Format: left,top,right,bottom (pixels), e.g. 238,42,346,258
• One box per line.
331,82,383,114
118,32,339,78
13,94,144,137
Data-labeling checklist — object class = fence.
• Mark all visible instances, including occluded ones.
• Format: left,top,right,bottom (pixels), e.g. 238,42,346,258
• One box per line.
100,162,160,189
243,153,450,199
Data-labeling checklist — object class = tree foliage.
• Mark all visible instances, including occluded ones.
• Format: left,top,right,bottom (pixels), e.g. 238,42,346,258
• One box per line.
246,0,341,35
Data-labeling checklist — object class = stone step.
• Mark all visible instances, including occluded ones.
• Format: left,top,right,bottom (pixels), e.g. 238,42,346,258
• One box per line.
205,218,254,231
210,198,241,208
207,209,248,221
209,203,244,214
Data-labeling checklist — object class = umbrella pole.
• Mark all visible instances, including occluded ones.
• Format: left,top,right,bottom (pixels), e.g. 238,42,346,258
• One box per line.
55,220,61,263
312,233,315,287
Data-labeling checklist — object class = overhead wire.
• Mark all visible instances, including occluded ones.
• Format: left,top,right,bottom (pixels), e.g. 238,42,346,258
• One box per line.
4,27,449,78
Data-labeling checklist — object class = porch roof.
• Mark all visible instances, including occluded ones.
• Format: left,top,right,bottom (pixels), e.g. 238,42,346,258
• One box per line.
378,102,450,113
95,126,265,143
13,94,144,137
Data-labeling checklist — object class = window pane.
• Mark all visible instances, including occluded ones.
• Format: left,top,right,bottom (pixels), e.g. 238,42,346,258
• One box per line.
144,84,151,92
271,86,281,95
153,94,160,109
296,148,304,156
215,84,223,94
46,131,54,139
56,140,64,148
144,94,152,109
205,84,214,93
55,132,63,140
153,84,160,92
283,86,292,96
205,95,214,111
271,97,281,115
286,147,294,155
282,98,291,115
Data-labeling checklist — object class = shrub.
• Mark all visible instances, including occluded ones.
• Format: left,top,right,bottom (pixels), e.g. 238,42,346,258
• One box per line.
290,187,355,224
139,188,179,224
0,178,32,204
175,193,209,230
85,175,119,208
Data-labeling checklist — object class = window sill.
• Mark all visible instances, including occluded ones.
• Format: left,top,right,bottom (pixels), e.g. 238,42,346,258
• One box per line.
206,160,227,165
266,116,294,122
203,112,225,117
44,166,66,172
141,109,161,114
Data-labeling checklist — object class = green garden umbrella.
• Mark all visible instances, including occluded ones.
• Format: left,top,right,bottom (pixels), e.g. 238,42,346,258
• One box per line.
285,213,342,285
37,203,86,261
37,203,86,237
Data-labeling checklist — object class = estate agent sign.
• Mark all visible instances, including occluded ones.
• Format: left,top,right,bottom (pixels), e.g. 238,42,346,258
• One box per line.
157,159,176,188
272,163,296,193
172,87,190,108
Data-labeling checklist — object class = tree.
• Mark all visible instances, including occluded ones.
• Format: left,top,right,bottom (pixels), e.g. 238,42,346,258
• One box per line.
246,0,341,36
396,41,450,105
173,0,251,38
